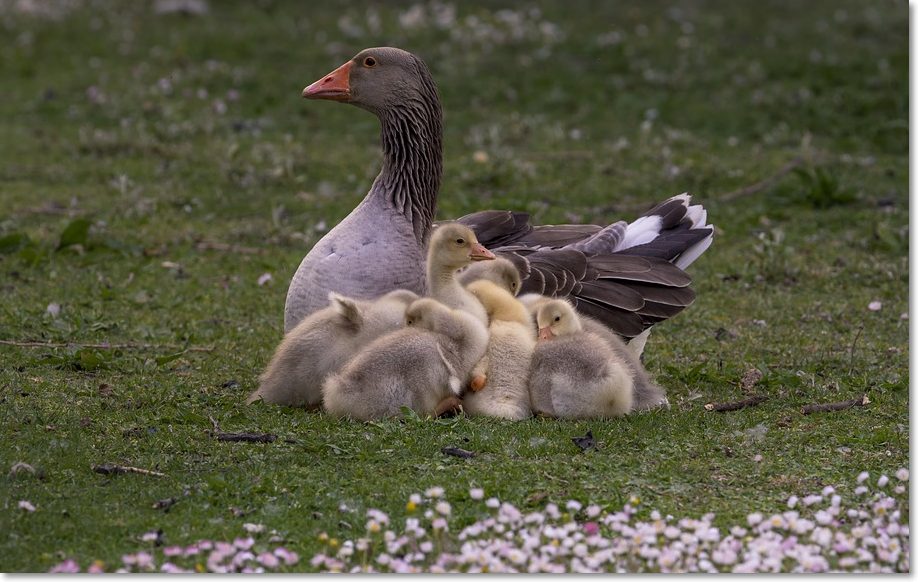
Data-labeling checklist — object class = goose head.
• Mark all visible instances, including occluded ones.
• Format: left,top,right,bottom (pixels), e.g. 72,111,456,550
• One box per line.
303,47,438,116
536,300,582,341
428,223,495,272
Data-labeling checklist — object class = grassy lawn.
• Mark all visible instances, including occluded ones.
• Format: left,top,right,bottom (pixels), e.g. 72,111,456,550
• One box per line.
0,0,907,572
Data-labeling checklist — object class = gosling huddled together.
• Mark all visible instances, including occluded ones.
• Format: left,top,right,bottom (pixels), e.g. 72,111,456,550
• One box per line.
248,222,667,420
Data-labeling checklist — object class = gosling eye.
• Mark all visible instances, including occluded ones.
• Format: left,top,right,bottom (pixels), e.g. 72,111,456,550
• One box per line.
554,315,561,322
406,318,413,326
363,56,377,68
455,238,465,245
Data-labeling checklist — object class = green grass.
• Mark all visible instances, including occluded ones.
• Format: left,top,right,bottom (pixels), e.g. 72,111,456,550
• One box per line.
0,0,907,572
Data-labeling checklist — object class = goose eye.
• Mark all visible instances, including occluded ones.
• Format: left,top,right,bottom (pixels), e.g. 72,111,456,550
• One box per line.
363,56,377,67
456,238,465,245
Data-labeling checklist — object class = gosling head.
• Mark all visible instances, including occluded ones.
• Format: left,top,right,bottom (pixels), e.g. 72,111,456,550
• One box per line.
428,223,495,272
536,300,582,341
405,297,452,332
466,279,511,320
460,257,521,296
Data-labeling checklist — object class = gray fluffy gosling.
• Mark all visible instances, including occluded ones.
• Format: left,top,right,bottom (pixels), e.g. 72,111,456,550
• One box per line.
528,299,634,419
247,289,418,407
519,293,667,411
322,298,489,420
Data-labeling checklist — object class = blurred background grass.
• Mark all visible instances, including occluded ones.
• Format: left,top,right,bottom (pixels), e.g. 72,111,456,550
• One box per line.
0,0,908,571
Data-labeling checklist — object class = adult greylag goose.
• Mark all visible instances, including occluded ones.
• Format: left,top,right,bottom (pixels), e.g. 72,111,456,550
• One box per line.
285,47,714,339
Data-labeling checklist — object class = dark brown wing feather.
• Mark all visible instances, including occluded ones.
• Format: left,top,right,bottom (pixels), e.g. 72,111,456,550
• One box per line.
454,197,713,340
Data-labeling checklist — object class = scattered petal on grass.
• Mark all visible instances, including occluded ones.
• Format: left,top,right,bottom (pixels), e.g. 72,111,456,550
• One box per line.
257,273,273,286
868,300,882,311
469,488,484,500
243,523,265,534
47,468,910,574
18,500,36,512
46,303,61,317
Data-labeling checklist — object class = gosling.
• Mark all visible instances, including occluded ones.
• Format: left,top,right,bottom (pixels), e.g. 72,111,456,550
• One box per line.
462,280,535,420
519,293,667,411
528,299,634,419
322,298,489,420
247,289,418,407
426,222,495,325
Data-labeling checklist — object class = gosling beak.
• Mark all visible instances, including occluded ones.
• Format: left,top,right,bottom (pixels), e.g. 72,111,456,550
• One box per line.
469,243,496,262
538,327,555,341
303,60,353,101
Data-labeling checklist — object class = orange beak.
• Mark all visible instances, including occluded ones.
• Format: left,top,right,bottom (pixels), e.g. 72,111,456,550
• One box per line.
302,60,353,101
538,327,555,341
469,243,495,262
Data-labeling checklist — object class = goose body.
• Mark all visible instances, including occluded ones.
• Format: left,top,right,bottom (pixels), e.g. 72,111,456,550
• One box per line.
285,195,426,332
322,298,488,420
285,47,714,340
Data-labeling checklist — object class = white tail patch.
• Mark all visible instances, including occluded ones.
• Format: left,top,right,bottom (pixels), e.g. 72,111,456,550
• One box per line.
620,215,662,250
675,233,714,270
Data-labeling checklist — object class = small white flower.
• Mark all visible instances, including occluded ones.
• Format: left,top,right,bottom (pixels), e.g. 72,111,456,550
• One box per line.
425,486,444,498
469,488,484,500
435,501,451,516
566,500,582,512
409,493,422,505
586,504,602,518
243,523,265,534
787,495,798,509
878,475,889,488
485,497,500,509
854,486,868,495
747,512,763,526
868,300,882,311
857,471,869,483
896,468,909,481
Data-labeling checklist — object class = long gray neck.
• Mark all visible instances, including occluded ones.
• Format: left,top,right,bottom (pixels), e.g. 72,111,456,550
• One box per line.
376,91,442,244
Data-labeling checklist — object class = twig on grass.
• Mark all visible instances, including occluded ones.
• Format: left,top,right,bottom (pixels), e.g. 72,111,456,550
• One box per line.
0,340,214,352
92,463,166,477
704,395,768,412
214,432,278,443
848,325,864,371
801,394,869,415
207,416,276,443
715,157,805,202
441,446,475,459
